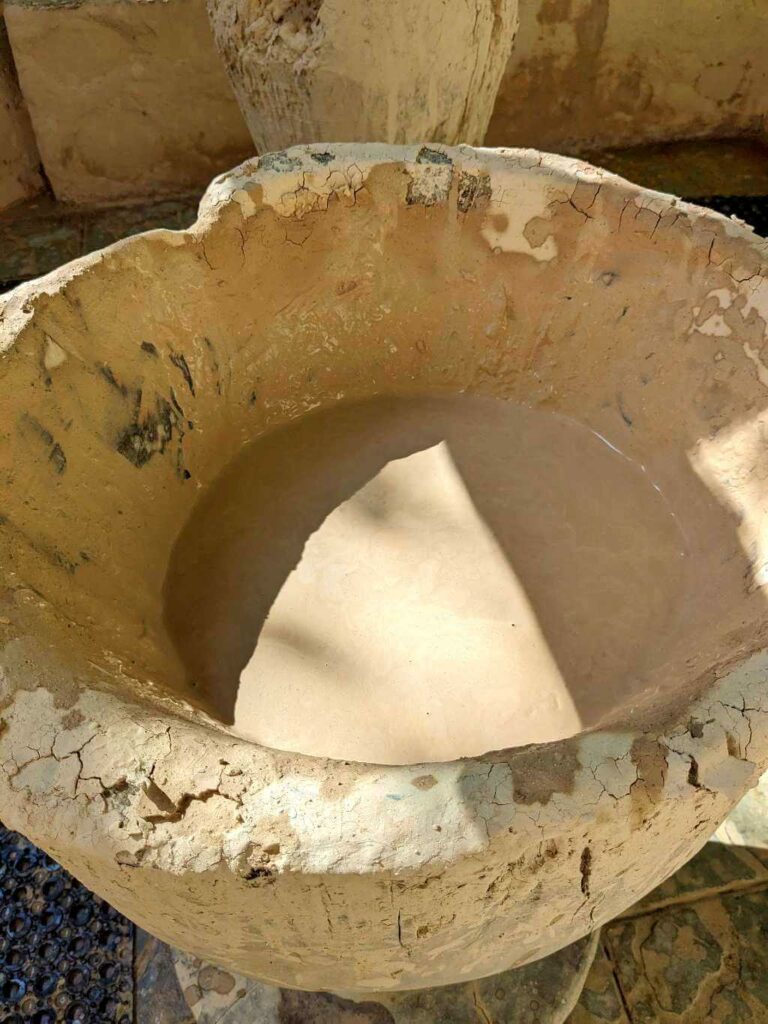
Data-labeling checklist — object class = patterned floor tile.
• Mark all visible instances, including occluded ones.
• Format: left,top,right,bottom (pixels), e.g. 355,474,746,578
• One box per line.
83,198,198,253
605,889,768,1022
619,840,768,918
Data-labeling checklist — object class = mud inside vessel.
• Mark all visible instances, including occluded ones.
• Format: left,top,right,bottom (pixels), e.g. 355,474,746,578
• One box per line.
164,392,694,764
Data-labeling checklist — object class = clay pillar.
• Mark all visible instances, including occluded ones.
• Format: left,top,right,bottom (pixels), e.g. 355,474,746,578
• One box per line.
0,18,42,211
206,0,519,152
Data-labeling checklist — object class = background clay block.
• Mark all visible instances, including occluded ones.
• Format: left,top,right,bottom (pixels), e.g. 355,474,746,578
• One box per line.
4,0,254,203
487,0,768,152
0,12,41,212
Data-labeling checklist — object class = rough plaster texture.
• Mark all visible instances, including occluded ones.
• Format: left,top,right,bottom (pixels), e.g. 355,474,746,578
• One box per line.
206,0,519,153
1,144,768,994
3,0,253,203
0,13,41,211
487,0,768,152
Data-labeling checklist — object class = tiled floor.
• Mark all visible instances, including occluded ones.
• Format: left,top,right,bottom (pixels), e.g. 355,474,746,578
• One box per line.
578,849,768,1023
0,193,199,292
571,772,768,1024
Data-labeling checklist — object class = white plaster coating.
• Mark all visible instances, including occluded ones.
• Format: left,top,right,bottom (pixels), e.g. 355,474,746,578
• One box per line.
480,179,561,261
742,343,768,389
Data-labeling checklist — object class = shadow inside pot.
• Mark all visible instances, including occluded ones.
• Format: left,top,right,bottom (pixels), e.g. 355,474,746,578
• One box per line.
162,391,754,765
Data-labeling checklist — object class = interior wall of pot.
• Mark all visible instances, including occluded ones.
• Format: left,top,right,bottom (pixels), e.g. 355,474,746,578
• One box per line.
0,156,766,739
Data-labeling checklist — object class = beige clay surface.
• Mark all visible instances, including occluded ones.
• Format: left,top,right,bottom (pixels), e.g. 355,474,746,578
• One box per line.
207,0,765,157
4,0,253,203
487,0,768,152
1,144,768,993
2,0,765,205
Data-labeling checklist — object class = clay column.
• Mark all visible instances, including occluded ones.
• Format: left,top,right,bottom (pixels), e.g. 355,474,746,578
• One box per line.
206,0,519,151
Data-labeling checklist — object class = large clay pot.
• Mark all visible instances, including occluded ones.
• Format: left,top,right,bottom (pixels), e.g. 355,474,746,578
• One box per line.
206,1,518,152
1,144,767,994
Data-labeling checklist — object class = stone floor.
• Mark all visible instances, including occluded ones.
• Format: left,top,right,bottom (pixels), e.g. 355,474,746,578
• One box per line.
132,783,768,1024
575,843,768,1023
